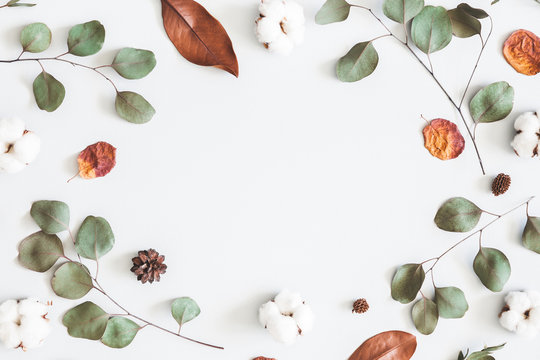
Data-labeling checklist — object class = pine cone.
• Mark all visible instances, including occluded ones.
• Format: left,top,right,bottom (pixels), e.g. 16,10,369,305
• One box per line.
492,173,511,196
352,298,369,314
130,249,167,284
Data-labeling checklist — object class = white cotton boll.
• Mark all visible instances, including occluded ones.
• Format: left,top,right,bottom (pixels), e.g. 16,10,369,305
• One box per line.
499,310,522,332
529,307,540,328
259,301,281,327
282,24,304,45
292,304,314,334
274,289,303,315
505,291,532,313
515,319,538,338
283,1,305,25
0,323,21,349
0,141,8,153
259,0,286,19
256,17,281,44
0,117,24,143
0,300,19,324
511,132,538,157
0,153,25,173
267,33,295,55
527,291,540,307
514,112,540,133
12,132,40,164
267,316,299,345
18,299,48,317
19,317,50,349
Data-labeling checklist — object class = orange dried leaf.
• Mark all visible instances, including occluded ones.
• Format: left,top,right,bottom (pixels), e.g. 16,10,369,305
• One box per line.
77,141,116,179
348,330,417,360
253,358,275,360
423,118,465,160
503,29,540,76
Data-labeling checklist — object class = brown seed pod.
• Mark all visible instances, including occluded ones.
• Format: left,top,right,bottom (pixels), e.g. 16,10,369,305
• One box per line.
491,173,511,196
503,29,540,76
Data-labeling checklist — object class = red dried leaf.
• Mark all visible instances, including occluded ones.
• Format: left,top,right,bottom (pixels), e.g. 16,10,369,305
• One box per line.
348,331,417,360
77,141,116,179
423,118,465,160
503,29,540,76
161,0,239,77
253,357,276,360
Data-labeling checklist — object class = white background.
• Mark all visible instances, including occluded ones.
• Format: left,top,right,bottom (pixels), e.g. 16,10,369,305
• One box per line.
1,0,540,359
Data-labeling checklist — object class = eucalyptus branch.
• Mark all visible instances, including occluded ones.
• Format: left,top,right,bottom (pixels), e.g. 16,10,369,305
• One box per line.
0,0,35,8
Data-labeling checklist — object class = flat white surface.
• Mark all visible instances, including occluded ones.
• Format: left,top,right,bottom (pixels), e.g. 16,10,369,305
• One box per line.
1,0,540,359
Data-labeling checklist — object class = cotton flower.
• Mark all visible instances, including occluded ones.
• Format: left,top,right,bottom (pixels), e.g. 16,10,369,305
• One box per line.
499,290,540,337
258,289,314,344
0,117,40,173
511,112,540,157
0,299,51,351
255,0,305,55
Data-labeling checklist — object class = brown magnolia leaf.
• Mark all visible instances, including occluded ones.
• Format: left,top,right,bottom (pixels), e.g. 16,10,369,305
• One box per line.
503,29,540,76
76,141,116,180
423,118,465,160
348,330,417,360
252,357,276,360
161,0,239,77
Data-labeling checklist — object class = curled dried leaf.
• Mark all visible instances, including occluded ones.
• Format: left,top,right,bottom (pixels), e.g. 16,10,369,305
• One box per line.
423,118,465,160
348,330,417,360
76,141,116,180
503,29,540,76
253,357,276,360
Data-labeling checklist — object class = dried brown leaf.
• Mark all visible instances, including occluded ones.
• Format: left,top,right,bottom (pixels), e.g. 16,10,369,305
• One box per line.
252,357,276,360
503,29,540,76
77,141,116,179
423,118,465,160
348,331,417,360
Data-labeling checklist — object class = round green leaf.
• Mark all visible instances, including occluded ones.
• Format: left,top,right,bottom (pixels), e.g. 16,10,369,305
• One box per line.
473,247,511,292
101,317,139,348
448,8,481,38
336,41,379,82
75,216,115,260
115,91,155,124
112,48,156,80
412,297,438,335
457,3,489,19
51,262,93,299
20,23,51,53
470,81,514,123
171,297,201,327
315,0,351,25
411,6,452,54
383,0,424,24
68,20,105,56
18,231,64,272
435,286,469,318
63,301,108,340
434,197,482,233
522,217,540,254
33,71,66,112
30,200,70,234
391,263,425,304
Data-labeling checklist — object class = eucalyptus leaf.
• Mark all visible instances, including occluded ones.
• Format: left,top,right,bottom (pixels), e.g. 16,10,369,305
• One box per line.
412,297,438,335
101,317,139,348
522,217,540,253
470,81,514,123
382,0,424,24
20,23,51,53
391,263,425,304
8,1,35,7
30,200,70,234
33,71,66,112
171,297,201,327
18,231,64,272
63,301,108,340
112,48,156,80
448,8,481,38
75,216,115,260
457,3,489,19
336,41,378,82
51,262,93,299
315,0,351,25
434,197,482,232
411,6,452,54
435,286,469,318
482,344,505,352
68,20,105,56
473,247,511,292
115,91,155,124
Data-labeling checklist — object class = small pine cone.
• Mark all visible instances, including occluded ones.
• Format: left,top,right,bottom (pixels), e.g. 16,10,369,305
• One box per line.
352,298,369,314
492,173,511,196
130,249,167,284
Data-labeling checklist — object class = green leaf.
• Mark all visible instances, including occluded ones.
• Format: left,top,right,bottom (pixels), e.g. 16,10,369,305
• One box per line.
391,263,425,304
115,91,155,124
383,0,424,24
448,8,481,38
51,262,93,299
101,317,139,348
457,3,489,19
336,41,379,82
470,81,514,123
412,297,438,335
473,247,511,292
458,350,467,360
434,197,482,232
20,23,51,53
315,0,351,25
171,297,201,328
75,216,115,260
18,231,64,272
30,200,70,234
63,301,108,340
32,71,66,112
435,286,469,318
112,48,156,80
411,6,452,54
482,344,505,352
8,0,35,7
68,20,105,56
522,217,540,254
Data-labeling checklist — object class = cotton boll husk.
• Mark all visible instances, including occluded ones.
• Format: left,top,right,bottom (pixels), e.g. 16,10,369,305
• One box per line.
0,117,24,143
0,322,21,349
256,17,281,44
292,304,314,334
527,291,540,307
514,112,540,133
283,1,305,25
515,319,538,338
267,316,299,345
511,132,538,157
499,310,522,332
267,33,294,55
12,132,40,164
259,0,286,20
18,299,48,317
274,289,303,314
0,300,19,324
259,301,281,327
19,316,50,349
0,153,25,173
505,291,532,313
